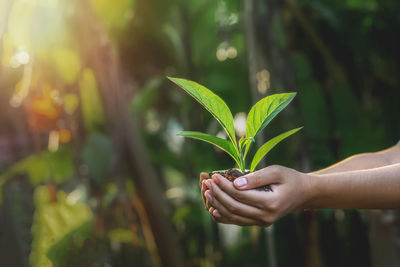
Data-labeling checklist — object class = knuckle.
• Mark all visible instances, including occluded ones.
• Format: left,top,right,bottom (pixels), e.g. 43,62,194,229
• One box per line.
268,202,279,213
269,165,282,176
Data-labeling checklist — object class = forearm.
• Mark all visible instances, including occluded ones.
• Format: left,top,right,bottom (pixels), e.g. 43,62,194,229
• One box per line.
312,145,400,175
306,163,400,209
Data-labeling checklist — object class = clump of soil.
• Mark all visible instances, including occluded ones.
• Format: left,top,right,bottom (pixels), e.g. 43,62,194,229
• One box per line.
209,169,272,192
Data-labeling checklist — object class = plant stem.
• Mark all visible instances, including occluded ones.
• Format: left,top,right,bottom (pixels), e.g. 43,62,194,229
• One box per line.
237,142,244,172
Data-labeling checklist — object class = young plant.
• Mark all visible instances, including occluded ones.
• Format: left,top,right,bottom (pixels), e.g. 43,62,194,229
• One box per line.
168,77,302,174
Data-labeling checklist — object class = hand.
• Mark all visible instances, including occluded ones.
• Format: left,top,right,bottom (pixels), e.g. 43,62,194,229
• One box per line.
202,165,314,226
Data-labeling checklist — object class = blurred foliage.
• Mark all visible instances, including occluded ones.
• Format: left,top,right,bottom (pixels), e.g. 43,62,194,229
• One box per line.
30,186,93,267
0,0,399,266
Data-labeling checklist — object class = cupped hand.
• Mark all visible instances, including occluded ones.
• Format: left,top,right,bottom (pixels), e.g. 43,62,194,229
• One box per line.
200,165,315,226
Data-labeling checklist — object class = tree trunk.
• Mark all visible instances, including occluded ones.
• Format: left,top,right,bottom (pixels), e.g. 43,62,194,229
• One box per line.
74,2,184,267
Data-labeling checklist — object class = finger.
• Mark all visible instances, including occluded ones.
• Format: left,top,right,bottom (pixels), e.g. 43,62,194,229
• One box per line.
209,206,215,214
233,165,282,190
208,179,264,218
211,174,270,209
201,180,209,205
204,189,213,210
209,198,265,226
200,172,210,207
200,172,209,187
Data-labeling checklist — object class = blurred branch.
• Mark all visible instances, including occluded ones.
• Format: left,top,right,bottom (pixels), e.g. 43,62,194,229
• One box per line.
180,1,195,77
285,0,346,84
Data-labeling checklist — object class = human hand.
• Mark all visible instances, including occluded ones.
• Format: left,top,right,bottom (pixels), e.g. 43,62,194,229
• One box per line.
202,165,314,226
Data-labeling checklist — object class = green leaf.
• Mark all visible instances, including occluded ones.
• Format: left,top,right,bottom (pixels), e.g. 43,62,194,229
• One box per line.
239,137,255,151
0,147,74,187
168,77,237,147
79,68,105,132
250,127,302,171
179,131,241,167
239,137,255,161
246,93,296,139
30,186,93,267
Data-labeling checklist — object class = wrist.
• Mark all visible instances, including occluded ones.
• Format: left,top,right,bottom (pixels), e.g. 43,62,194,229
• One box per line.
301,173,322,209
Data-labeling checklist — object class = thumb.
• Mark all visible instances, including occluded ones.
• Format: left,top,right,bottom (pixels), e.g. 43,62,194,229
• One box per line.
233,166,281,190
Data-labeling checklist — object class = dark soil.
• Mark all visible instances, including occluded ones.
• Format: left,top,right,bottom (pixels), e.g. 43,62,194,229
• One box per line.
209,169,272,192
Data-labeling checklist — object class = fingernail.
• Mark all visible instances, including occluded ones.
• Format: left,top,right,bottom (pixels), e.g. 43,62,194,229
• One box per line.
234,177,247,187
209,207,214,213
206,191,213,201
211,174,220,184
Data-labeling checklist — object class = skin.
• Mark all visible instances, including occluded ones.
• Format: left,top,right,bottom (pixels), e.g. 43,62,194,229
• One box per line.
200,143,400,226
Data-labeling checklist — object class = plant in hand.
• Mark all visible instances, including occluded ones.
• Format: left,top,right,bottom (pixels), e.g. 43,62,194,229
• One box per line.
168,77,302,190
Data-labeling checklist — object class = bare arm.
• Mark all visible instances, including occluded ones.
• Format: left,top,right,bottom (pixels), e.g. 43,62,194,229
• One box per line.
308,163,400,209
312,143,400,174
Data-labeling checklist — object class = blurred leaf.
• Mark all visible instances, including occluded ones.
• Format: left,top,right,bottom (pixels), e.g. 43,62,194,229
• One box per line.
173,204,203,226
168,77,237,146
83,133,113,185
179,131,240,167
246,93,296,139
108,228,142,244
79,68,105,132
0,147,74,195
46,222,95,267
63,93,80,115
31,85,61,119
131,77,162,113
346,0,377,11
250,127,302,171
30,186,93,267
52,48,81,84
103,183,118,208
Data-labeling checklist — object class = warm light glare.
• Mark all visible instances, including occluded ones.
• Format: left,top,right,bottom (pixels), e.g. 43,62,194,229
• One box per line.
256,69,271,94
48,130,60,152
59,129,72,143
234,112,247,137
10,50,30,68
226,46,237,59
216,45,237,62
165,187,184,199
216,48,228,61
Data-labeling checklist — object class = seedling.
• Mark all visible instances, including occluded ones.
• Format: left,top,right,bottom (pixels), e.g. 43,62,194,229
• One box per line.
168,77,302,179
